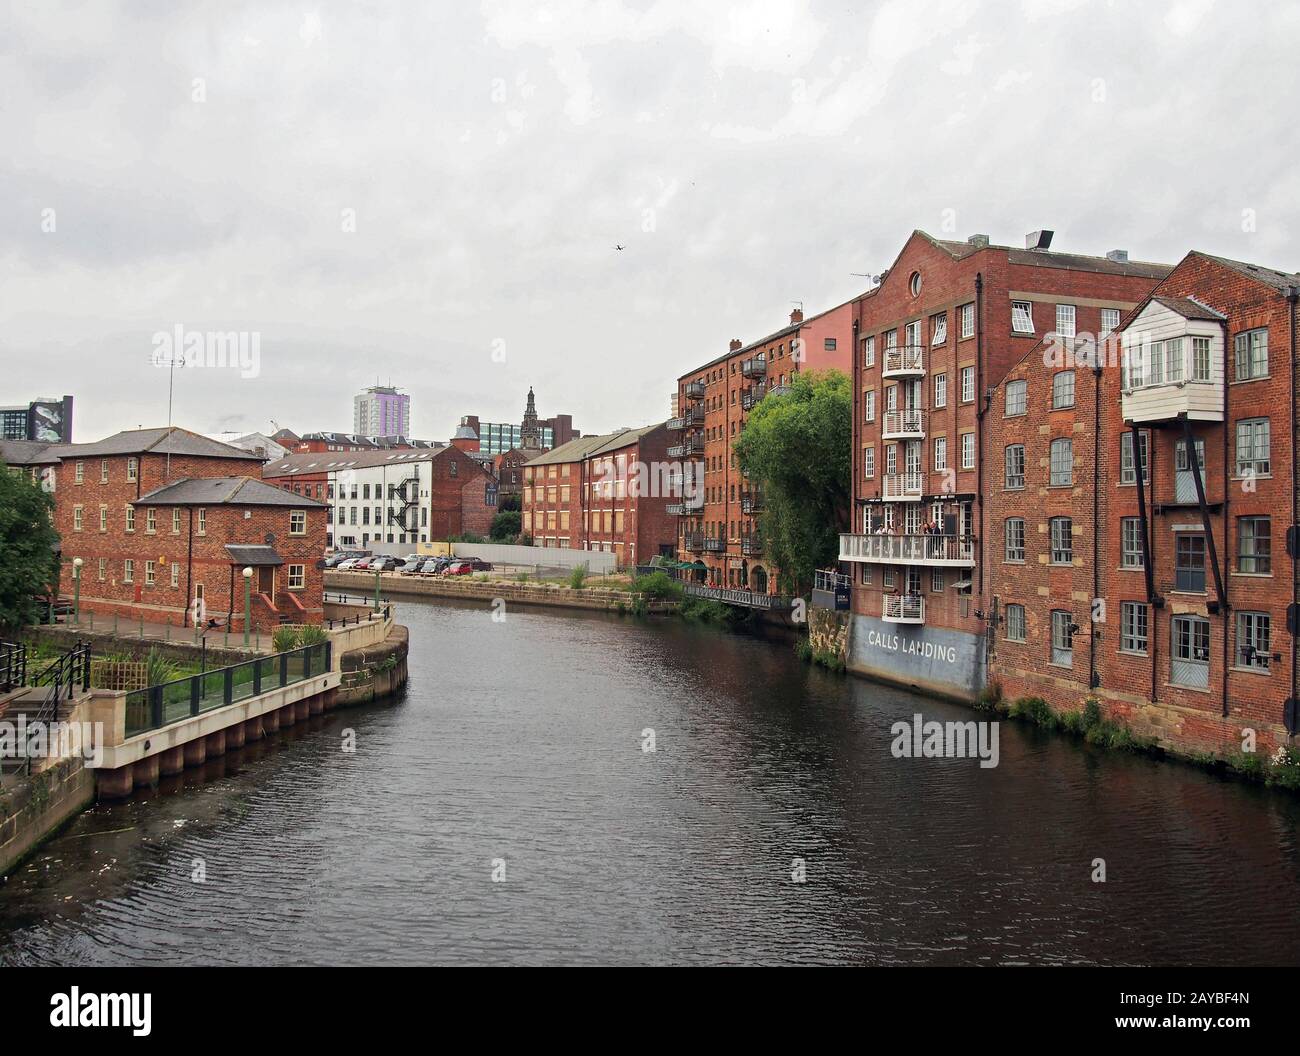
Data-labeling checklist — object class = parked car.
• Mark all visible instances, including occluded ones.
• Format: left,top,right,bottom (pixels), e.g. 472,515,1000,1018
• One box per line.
398,558,426,574
465,557,494,572
352,557,375,570
336,557,364,570
418,558,446,574
442,561,473,576
370,556,401,572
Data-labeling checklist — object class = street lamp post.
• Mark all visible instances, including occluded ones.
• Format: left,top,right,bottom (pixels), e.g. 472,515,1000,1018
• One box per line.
374,565,381,612
242,566,254,647
72,557,83,627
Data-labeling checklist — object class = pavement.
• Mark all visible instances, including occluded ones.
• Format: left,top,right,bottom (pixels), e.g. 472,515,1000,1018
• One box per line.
27,615,274,654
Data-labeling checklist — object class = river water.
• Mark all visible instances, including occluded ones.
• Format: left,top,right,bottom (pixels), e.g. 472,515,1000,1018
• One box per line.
2,597,1298,966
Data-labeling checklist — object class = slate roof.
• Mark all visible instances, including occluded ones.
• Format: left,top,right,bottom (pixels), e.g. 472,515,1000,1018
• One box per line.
134,476,327,507
57,426,257,460
1192,252,1300,294
524,424,665,466
0,439,60,466
224,544,284,566
261,447,468,476
1152,296,1227,321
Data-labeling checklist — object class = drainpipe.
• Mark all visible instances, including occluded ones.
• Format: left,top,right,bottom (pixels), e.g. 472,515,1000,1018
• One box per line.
1220,316,1232,718
974,273,985,599
1091,360,1102,691
1290,286,1300,734
185,506,194,627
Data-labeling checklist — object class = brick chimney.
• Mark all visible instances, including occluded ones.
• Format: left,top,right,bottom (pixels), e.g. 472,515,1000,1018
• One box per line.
729,339,742,351
790,308,804,324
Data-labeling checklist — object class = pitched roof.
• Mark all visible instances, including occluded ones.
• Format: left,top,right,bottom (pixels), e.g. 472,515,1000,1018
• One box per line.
1191,252,1300,294
524,424,665,466
134,476,327,507
0,439,60,466
1151,295,1226,321
912,229,1170,278
263,448,446,476
57,426,258,461
224,544,284,566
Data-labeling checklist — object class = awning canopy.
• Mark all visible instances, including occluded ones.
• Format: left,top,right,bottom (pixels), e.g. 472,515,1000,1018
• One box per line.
224,544,284,566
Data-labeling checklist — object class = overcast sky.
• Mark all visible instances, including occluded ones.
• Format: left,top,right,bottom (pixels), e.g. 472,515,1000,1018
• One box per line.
3,0,1297,444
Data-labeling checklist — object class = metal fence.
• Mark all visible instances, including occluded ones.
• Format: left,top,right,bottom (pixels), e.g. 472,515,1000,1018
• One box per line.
124,641,331,738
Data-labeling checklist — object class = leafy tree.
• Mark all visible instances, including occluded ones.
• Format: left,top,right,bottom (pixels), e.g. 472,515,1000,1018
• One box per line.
490,509,522,540
0,465,60,632
732,370,851,594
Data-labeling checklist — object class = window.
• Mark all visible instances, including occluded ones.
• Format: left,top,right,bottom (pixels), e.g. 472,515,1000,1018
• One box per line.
930,313,947,345
960,303,975,339
1004,445,1026,489
886,445,897,476
125,505,135,532
1055,304,1076,338
1051,610,1074,666
1192,336,1212,381
930,568,945,593
97,557,106,582
1175,533,1207,592
170,562,180,588
933,372,947,408
172,508,181,534
123,559,134,584
1005,518,1026,562
450,461,459,478
1012,301,1034,333
862,335,876,367
1120,431,1149,484
1120,602,1149,655
1049,438,1073,486
864,446,876,478
1100,308,1121,335
197,508,206,534
290,510,307,535
961,432,975,470
74,461,84,484
960,366,975,403
1052,370,1075,409
1234,328,1268,381
99,506,107,532
909,271,922,297
1050,517,1073,565
883,568,896,589
127,457,138,482
1236,612,1271,671
1121,518,1144,568
1171,615,1211,688
288,564,306,590
100,460,109,484
1235,418,1271,477
1005,604,1026,642
1005,380,1027,416
824,338,837,351
1238,517,1271,574
73,505,83,531
1164,338,1184,383
864,390,876,423
933,437,947,471
146,508,156,533
145,560,156,586
886,385,897,411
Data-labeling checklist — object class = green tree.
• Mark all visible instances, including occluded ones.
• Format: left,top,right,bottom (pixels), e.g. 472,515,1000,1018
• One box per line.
732,370,851,594
0,466,60,632
490,509,522,540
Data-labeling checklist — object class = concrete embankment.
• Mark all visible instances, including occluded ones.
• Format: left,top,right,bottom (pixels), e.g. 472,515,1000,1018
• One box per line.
325,570,673,614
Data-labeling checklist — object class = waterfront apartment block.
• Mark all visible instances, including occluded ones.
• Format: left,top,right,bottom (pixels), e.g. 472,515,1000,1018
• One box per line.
262,445,498,550
46,427,327,632
985,250,1300,754
838,230,1171,698
672,302,856,603
522,424,675,568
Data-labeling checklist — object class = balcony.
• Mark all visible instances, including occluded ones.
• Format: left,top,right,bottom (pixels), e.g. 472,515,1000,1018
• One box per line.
883,344,926,379
667,435,704,458
812,569,851,611
683,532,705,552
740,534,763,556
667,406,704,431
882,408,926,439
701,537,726,553
740,355,767,379
839,533,976,566
683,380,706,400
684,582,792,611
881,472,925,501
666,495,704,516
741,489,763,514
883,594,925,624
740,384,766,411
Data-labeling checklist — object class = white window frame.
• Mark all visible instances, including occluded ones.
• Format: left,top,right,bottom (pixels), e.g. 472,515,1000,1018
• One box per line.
1012,301,1034,334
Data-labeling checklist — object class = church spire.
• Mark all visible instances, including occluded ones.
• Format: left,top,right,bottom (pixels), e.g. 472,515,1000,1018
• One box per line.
521,387,541,449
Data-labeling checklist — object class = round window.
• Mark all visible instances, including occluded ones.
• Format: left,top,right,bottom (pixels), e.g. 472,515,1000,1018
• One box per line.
909,271,922,297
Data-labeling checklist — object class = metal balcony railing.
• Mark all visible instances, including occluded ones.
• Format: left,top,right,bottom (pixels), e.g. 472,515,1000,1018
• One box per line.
882,344,926,377
882,408,926,438
667,436,704,458
740,355,767,378
740,384,766,411
740,534,763,556
683,380,706,400
883,594,925,623
839,533,976,565
741,490,763,514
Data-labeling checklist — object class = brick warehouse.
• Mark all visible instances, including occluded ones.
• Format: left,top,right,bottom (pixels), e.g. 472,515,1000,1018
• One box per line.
522,424,675,568
985,250,1300,757
262,445,497,550
672,300,856,603
836,229,1172,699
47,427,327,632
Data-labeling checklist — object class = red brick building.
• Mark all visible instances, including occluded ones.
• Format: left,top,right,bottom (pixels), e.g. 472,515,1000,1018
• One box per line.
672,300,856,601
522,425,675,568
262,445,497,550
986,250,1300,755
50,427,327,632
835,230,1170,698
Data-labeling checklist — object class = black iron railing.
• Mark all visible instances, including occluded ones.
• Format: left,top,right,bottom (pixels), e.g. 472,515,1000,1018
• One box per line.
124,641,332,738
0,641,26,693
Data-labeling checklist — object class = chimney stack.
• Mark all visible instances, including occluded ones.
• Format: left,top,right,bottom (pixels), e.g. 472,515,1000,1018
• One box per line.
729,339,743,352
967,233,990,248
1025,229,1055,251
790,308,804,324
1106,249,1129,263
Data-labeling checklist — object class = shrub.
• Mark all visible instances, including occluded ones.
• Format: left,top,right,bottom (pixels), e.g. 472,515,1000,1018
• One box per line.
632,571,684,602
144,647,181,687
794,637,812,662
1010,696,1057,729
298,624,329,646
568,563,589,590
272,626,301,653
975,681,1002,712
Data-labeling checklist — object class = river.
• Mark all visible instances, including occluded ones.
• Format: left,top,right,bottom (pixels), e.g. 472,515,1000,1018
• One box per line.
2,596,1298,965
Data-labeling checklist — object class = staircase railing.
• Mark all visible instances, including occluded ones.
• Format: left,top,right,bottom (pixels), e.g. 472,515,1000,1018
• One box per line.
0,641,26,693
